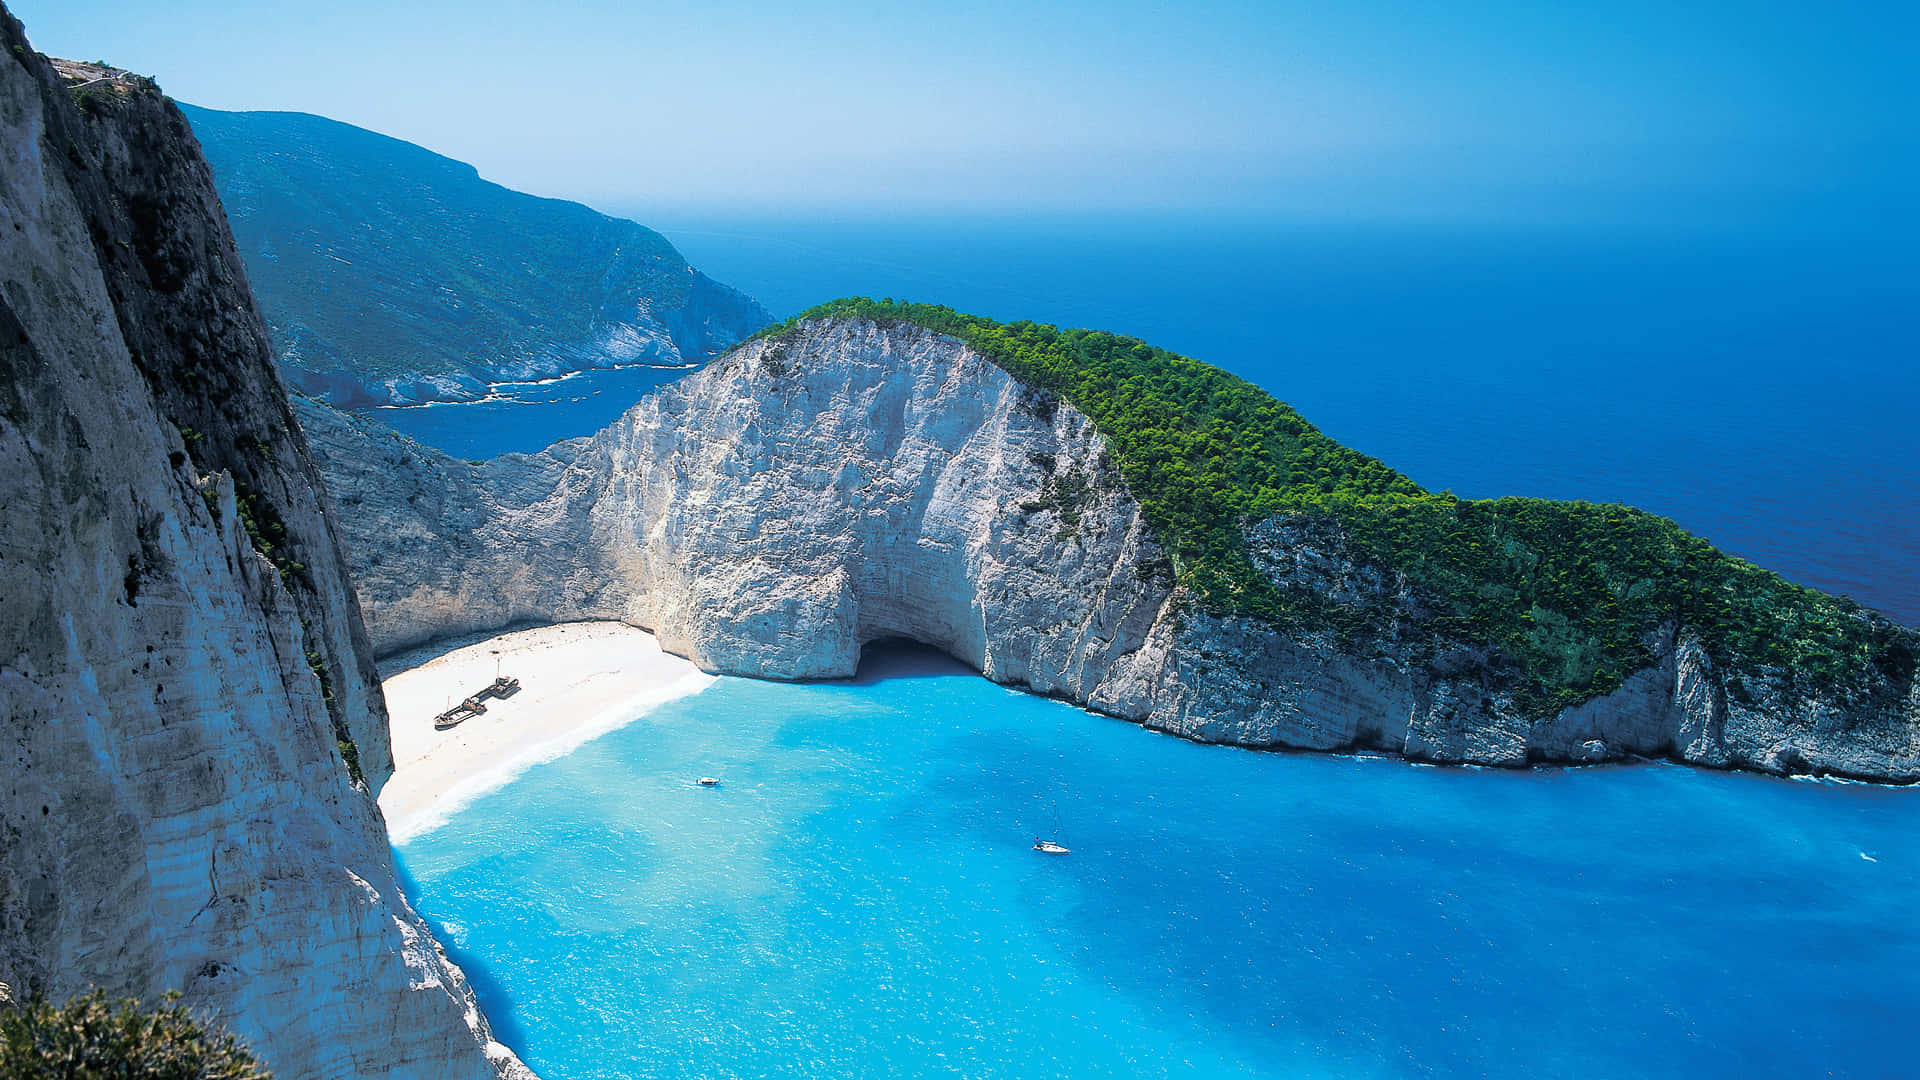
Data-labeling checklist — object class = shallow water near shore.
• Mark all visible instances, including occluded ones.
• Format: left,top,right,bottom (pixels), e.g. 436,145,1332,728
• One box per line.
395,645,1918,1080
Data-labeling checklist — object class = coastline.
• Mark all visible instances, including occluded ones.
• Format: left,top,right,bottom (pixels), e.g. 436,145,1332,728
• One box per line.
378,621,716,842
364,358,701,412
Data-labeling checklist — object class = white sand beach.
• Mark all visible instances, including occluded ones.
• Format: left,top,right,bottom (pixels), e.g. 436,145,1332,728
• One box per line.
378,621,715,842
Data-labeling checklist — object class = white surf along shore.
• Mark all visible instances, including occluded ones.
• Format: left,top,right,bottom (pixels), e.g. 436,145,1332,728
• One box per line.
377,621,716,843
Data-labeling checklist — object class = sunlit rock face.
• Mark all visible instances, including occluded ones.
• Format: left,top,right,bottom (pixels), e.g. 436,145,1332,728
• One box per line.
301,318,1171,693
309,318,1919,782
0,16,532,1080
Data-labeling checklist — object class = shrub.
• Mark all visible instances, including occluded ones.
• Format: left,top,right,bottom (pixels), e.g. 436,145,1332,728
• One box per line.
0,990,269,1079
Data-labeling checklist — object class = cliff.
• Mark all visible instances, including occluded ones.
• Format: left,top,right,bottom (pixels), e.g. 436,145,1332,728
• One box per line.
180,104,771,407
300,317,1920,782
0,18,531,1080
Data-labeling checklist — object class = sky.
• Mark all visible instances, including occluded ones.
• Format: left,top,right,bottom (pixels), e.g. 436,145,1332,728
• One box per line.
13,0,1917,222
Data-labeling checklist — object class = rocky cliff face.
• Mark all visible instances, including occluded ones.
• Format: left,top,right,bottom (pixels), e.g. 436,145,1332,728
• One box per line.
181,104,771,408
0,18,530,1080
302,319,1920,783
298,319,1171,691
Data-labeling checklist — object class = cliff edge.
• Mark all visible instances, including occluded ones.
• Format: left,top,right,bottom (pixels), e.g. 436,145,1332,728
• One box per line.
302,317,1920,782
0,14,531,1080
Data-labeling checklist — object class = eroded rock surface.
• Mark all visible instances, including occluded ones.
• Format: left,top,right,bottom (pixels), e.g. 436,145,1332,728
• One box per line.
0,18,531,1079
306,319,1920,782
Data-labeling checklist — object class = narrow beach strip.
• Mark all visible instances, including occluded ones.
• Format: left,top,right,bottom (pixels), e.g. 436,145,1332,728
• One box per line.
378,621,715,843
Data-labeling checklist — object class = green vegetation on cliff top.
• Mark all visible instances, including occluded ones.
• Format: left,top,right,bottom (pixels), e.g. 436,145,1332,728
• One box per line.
0,990,268,1079
763,298,1916,717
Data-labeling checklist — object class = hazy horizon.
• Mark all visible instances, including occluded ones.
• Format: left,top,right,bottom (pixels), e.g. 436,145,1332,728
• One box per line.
15,1,1915,228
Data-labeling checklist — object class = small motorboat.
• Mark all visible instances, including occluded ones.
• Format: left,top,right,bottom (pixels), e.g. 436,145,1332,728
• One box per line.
696,777,721,787
1032,838,1070,855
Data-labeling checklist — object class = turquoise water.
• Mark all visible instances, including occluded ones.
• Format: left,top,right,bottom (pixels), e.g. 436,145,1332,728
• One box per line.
395,647,1918,1079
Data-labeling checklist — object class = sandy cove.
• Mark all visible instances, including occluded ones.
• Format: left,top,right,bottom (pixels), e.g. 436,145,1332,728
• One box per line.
377,621,715,841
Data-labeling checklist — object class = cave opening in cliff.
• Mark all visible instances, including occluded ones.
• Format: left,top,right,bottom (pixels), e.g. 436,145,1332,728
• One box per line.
848,638,975,685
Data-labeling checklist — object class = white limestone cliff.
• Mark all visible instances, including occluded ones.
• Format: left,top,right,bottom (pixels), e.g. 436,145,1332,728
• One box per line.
0,21,532,1080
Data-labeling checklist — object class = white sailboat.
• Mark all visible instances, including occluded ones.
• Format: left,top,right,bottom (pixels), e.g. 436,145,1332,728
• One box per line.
1033,800,1070,854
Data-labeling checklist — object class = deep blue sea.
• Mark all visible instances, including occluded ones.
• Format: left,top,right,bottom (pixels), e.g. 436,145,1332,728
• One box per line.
396,646,1918,1080
375,215,1919,625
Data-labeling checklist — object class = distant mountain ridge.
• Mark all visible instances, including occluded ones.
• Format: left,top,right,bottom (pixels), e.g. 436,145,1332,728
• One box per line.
181,104,771,407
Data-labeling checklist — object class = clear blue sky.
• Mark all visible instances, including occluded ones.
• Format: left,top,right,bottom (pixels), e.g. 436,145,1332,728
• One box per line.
13,0,1915,222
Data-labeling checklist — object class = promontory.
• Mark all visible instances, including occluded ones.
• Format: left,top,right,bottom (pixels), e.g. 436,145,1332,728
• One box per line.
301,300,1920,782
